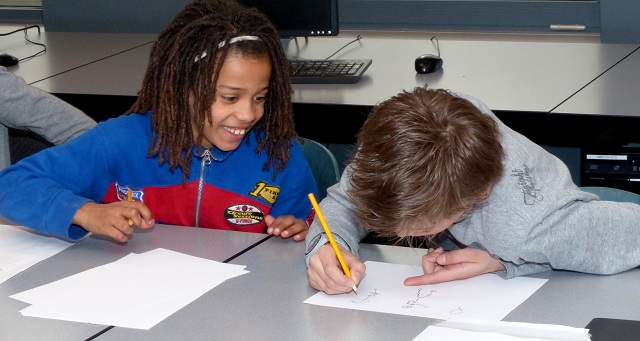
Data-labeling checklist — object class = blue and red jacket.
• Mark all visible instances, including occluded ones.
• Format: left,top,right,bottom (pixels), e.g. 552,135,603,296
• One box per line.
0,112,318,240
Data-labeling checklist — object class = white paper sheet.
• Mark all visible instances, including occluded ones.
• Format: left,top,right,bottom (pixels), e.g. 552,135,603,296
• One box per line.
304,261,547,321
0,224,73,285
413,318,591,341
10,248,248,329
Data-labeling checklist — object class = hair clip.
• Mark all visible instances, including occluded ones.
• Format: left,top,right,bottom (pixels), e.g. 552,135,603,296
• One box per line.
195,35,261,62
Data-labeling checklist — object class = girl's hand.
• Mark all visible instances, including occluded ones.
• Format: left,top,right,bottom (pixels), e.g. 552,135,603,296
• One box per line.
72,201,155,243
404,247,505,285
307,243,365,294
265,214,308,241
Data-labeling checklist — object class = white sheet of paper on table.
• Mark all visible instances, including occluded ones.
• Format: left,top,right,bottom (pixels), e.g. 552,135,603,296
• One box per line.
304,261,548,321
413,318,590,341
0,224,73,285
10,248,249,329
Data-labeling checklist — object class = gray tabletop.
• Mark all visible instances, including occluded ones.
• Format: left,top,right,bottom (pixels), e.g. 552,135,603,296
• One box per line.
0,225,267,341
99,236,640,340
286,31,639,113
99,238,433,340
552,47,640,117
25,30,640,116
32,43,153,97
0,31,155,85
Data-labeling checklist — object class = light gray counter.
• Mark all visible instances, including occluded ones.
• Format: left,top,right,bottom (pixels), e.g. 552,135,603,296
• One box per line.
552,47,640,117
286,31,638,113
24,30,639,116
0,225,267,341
100,236,640,340
0,31,155,85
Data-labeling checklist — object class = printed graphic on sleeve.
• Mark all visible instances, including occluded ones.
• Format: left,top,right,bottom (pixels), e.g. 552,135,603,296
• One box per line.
115,182,144,202
510,165,543,205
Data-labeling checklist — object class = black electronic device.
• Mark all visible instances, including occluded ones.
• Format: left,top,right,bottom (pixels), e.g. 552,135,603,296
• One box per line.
289,58,372,84
238,0,339,38
415,54,443,74
239,0,373,84
581,126,640,194
415,36,443,74
586,318,640,340
0,53,19,68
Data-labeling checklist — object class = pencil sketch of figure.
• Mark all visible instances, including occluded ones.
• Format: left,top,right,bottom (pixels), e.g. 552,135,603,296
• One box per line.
351,288,380,304
402,289,436,309
449,306,464,314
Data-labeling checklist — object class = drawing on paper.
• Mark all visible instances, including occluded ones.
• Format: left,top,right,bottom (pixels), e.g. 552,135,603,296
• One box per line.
449,306,464,314
403,289,436,309
303,260,549,321
351,288,380,304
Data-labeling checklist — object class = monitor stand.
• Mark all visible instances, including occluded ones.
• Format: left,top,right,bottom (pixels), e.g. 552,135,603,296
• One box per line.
280,38,290,52
281,36,308,60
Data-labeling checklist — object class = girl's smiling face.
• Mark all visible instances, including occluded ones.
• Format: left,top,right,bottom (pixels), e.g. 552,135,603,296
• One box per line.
193,52,272,151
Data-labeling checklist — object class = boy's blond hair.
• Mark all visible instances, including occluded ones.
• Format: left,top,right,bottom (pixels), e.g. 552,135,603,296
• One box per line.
348,87,505,239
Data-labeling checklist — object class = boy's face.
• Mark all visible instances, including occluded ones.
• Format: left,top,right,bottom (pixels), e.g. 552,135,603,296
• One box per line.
194,52,271,151
397,185,492,237
397,210,466,237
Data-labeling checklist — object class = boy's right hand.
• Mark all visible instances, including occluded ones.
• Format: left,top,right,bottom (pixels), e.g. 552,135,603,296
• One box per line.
72,201,155,243
307,243,365,294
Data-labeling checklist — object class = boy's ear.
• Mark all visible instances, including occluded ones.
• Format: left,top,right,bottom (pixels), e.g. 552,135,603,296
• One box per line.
481,185,493,199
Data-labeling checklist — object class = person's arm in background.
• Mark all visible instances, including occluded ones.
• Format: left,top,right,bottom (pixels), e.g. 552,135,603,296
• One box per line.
0,66,96,169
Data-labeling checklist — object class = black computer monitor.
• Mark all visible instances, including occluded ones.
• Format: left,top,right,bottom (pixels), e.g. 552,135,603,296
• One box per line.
238,0,339,38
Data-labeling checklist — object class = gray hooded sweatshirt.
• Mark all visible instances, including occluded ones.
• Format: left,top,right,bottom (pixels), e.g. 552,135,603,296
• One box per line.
305,91,640,279
0,66,96,170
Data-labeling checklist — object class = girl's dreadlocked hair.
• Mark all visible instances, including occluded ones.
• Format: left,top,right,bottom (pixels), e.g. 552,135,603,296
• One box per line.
126,0,296,182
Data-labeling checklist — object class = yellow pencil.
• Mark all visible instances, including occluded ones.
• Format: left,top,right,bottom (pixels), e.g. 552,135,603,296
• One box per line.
127,188,134,226
308,193,358,294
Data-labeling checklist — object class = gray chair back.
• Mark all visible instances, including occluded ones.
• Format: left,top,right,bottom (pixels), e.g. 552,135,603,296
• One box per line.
300,138,340,200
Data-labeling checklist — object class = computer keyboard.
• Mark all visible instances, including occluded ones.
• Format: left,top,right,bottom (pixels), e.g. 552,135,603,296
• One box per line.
288,58,372,84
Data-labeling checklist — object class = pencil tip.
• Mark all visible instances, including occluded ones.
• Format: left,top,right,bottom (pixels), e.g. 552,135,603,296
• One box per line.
352,285,358,295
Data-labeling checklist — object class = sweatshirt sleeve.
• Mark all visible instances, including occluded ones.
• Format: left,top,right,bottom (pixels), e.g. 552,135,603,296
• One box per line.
305,165,369,266
500,261,553,279
0,67,96,145
0,123,112,240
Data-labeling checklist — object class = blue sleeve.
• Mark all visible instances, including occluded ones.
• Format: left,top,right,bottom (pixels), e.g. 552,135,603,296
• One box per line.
0,123,112,240
269,140,318,221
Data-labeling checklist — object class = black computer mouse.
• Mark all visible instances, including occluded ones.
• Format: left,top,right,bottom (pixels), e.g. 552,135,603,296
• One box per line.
415,54,443,74
0,53,19,68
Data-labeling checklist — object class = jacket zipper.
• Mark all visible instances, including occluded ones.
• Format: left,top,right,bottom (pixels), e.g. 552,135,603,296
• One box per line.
195,149,213,227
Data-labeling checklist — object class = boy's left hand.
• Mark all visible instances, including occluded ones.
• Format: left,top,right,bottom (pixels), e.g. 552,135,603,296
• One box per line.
404,247,506,285
265,215,308,241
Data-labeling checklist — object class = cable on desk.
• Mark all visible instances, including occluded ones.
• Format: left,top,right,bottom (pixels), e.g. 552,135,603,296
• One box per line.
0,25,47,62
430,36,441,58
222,234,273,263
324,34,363,60
85,326,115,341
288,34,364,61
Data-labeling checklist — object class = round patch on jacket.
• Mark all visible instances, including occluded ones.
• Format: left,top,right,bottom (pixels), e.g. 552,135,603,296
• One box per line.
225,204,264,225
